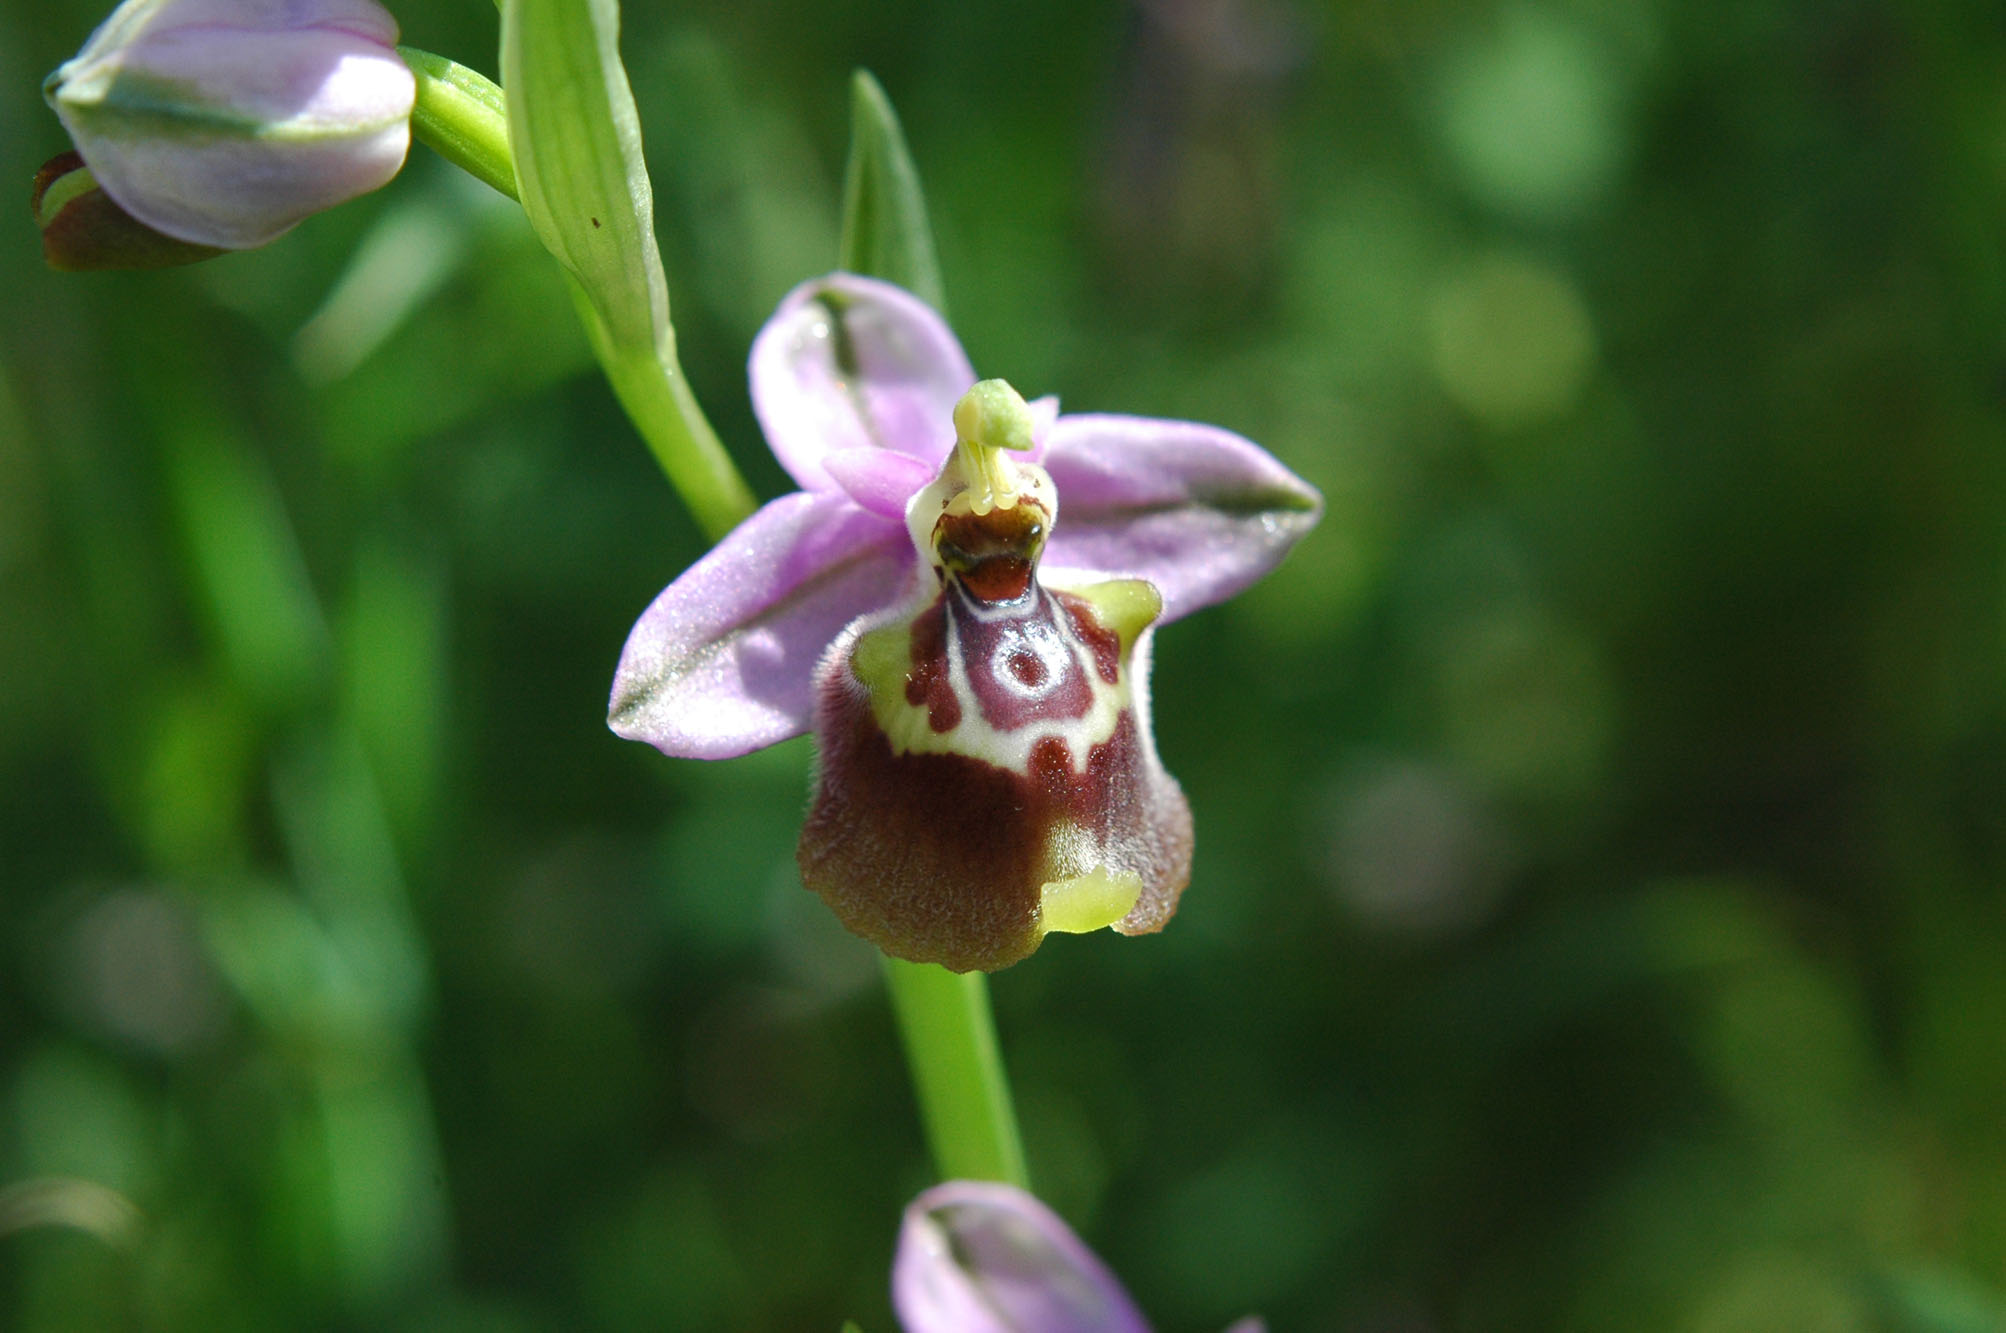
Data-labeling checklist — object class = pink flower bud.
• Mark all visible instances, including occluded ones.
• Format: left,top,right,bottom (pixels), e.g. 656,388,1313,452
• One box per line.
42,0,416,249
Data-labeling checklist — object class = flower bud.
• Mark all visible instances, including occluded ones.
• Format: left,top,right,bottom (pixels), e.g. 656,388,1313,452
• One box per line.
894,1181,1152,1333
42,0,416,250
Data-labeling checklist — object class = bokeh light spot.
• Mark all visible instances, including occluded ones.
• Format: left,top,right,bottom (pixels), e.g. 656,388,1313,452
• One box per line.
1432,8,1629,221
1316,755,1511,936
1429,252,1598,430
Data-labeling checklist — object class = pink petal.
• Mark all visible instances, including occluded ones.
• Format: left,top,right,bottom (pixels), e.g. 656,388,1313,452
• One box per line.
822,394,1060,520
608,492,914,759
894,1181,1153,1333
1026,394,1061,461
1040,415,1321,624
749,273,975,494
824,447,936,520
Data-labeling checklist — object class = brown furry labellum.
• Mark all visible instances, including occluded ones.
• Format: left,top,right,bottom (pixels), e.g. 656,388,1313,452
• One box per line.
798,449,1193,972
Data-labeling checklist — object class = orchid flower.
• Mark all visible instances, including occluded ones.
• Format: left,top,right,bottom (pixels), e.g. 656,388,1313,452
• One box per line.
894,1179,1267,1333
611,272,1319,971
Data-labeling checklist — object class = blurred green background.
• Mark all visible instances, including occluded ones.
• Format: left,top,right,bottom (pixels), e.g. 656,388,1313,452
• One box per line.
7,0,2006,1328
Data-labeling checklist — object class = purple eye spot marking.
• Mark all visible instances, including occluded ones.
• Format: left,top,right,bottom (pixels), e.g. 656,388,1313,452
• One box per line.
957,587,1093,732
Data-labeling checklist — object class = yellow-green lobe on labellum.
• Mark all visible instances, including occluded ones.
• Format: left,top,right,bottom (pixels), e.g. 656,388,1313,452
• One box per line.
799,381,1194,973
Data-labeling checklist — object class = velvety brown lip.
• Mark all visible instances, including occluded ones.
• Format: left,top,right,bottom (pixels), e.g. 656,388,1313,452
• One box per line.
799,678,1191,972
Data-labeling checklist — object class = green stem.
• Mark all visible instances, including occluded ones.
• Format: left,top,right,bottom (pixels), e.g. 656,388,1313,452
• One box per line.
500,0,760,541
881,956,1029,1188
836,69,1026,1190
398,48,518,201
418,37,1020,1182
398,37,757,540
568,282,757,541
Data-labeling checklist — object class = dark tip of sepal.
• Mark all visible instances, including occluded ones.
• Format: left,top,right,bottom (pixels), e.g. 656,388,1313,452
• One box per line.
33,152,225,272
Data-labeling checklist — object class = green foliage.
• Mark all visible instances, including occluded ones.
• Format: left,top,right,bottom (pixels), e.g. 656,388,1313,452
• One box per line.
838,70,944,312
8,0,2006,1329
501,0,665,351
501,0,753,539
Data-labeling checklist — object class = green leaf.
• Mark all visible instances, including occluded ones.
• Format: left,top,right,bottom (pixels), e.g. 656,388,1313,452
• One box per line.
499,0,663,348
499,0,754,540
838,70,945,312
